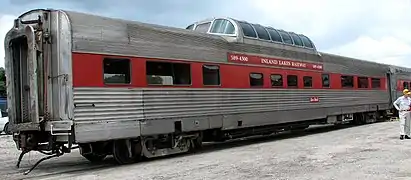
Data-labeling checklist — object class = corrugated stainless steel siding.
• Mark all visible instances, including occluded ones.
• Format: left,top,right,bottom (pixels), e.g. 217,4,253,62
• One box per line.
73,87,390,121
73,88,144,122
66,10,229,63
142,89,389,119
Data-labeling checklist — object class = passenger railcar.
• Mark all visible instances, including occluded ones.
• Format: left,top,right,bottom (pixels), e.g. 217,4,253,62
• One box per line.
3,9,405,174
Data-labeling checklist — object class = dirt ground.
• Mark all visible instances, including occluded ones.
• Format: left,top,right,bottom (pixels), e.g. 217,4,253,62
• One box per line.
0,121,410,180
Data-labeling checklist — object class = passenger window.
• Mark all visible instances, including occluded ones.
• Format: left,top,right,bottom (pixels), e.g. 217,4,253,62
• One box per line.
266,28,283,42
270,74,283,87
209,19,235,34
299,35,314,48
403,81,409,90
146,61,191,85
303,76,312,88
371,78,381,88
103,58,131,84
357,77,369,88
202,65,220,86
341,75,354,88
290,33,303,46
322,74,330,88
278,30,293,45
194,22,211,33
239,21,257,38
287,75,298,87
252,24,271,40
250,73,264,87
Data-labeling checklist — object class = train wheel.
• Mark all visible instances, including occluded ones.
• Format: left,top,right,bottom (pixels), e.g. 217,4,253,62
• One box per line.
190,134,203,152
112,139,142,165
4,122,11,135
352,113,366,125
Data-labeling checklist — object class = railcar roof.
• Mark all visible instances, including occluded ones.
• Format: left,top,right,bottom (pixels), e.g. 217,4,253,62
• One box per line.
389,64,411,73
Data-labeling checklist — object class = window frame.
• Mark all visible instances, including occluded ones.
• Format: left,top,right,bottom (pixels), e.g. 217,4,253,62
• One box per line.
357,76,369,89
321,74,330,88
146,60,192,86
270,74,283,88
370,78,381,89
289,33,304,47
194,22,212,33
252,24,271,41
278,30,294,45
266,28,283,42
341,75,354,88
202,64,221,86
249,72,264,87
239,21,258,38
403,81,409,90
286,74,298,88
209,19,236,36
102,57,132,85
299,35,314,48
303,76,313,88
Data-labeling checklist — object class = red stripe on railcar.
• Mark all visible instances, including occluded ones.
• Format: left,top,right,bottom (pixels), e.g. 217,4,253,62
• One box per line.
72,52,387,91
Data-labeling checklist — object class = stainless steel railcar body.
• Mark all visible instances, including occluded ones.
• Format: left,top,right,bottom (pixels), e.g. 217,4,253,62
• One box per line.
3,9,398,173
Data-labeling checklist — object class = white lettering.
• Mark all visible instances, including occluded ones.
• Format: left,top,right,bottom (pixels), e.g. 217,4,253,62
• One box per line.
291,62,306,68
229,53,324,71
260,58,314,69
312,64,323,70
230,55,248,62
278,60,291,66
261,58,278,65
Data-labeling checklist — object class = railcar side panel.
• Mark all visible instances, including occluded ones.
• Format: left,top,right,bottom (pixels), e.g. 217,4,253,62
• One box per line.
72,88,389,143
73,88,143,142
72,52,390,143
65,9,393,143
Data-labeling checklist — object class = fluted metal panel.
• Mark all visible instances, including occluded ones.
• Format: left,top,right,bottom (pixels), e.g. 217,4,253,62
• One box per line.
73,87,390,121
142,88,389,119
72,87,390,142
73,88,144,122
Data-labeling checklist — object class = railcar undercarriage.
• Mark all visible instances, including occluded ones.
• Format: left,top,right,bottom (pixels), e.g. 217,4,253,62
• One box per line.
14,130,204,175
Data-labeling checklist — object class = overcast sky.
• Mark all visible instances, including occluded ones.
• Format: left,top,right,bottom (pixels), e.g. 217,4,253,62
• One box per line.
0,0,410,68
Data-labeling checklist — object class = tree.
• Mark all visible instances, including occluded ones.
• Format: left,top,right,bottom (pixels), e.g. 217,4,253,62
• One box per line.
0,67,6,97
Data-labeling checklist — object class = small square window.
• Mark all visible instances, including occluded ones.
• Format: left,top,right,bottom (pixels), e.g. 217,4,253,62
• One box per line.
250,73,264,87
303,76,312,88
103,58,131,84
270,74,283,87
371,78,381,88
287,75,298,87
202,65,220,86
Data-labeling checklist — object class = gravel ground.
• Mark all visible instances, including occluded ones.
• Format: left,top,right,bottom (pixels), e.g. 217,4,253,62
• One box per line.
0,121,410,180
